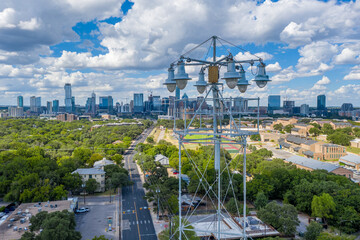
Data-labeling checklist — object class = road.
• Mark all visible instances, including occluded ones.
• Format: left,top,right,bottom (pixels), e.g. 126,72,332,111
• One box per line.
121,125,157,240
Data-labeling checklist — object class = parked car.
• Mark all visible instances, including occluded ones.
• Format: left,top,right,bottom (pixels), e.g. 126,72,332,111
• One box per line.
76,207,90,213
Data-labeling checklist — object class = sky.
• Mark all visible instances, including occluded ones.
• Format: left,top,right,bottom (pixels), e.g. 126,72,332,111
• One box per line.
1,0,360,107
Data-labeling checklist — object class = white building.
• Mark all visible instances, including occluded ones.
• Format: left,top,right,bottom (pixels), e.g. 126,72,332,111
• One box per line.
72,168,106,192
155,154,169,166
93,158,115,170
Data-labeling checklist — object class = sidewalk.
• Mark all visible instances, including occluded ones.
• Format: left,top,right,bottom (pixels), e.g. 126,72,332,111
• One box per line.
135,161,167,235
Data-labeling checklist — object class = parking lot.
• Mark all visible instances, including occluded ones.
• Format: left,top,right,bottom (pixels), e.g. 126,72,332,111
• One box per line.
75,195,119,240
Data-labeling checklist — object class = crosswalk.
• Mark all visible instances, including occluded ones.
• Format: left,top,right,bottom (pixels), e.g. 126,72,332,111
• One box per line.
123,207,151,214
129,220,152,225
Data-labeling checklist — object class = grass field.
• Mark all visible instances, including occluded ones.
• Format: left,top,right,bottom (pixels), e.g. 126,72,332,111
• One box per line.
346,146,360,155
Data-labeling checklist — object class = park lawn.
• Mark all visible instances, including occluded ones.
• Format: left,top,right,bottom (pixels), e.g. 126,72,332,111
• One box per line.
148,127,161,143
346,146,360,155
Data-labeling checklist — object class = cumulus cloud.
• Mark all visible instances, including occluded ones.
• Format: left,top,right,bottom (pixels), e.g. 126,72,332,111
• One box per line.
344,65,360,80
2,0,360,105
310,76,331,90
266,62,282,72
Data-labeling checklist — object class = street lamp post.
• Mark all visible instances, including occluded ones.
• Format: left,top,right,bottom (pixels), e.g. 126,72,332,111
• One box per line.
156,188,161,220
82,183,86,205
164,36,271,240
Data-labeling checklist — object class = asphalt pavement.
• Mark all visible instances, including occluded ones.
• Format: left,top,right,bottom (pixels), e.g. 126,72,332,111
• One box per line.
121,126,157,240
76,195,119,240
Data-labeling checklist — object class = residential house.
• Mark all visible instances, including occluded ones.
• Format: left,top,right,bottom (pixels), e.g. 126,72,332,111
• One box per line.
155,154,170,166
285,156,353,178
93,158,115,170
72,168,106,192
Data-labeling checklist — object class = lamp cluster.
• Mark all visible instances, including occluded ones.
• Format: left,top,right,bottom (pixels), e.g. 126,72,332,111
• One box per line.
164,55,271,94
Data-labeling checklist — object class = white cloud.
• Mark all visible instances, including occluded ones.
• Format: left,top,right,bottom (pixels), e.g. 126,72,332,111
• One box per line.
280,22,314,47
344,65,360,80
266,62,282,72
310,76,331,90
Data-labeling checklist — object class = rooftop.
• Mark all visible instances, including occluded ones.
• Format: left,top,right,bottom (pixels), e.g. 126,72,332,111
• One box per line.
154,154,169,165
286,155,339,172
0,199,77,240
340,154,360,165
72,168,105,175
93,158,115,168
350,138,360,143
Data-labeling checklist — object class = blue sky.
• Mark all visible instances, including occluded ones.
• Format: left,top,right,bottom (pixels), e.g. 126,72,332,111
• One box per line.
0,0,360,107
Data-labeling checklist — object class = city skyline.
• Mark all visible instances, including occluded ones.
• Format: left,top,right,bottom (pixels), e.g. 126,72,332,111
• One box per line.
0,1,360,107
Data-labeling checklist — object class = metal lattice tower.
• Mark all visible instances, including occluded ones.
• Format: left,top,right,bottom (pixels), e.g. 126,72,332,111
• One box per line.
164,36,271,240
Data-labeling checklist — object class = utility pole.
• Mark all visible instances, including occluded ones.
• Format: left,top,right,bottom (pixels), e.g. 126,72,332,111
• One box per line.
156,188,160,220
163,35,271,240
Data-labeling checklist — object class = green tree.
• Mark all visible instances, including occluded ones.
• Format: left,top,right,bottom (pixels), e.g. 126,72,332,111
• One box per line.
250,134,261,141
167,195,179,215
85,179,99,194
158,216,199,240
311,193,336,219
327,132,354,146
317,232,355,240
62,173,82,194
22,210,81,240
322,123,334,135
111,154,124,165
91,236,109,240
273,123,283,131
72,147,92,164
309,127,321,136
146,136,155,144
258,201,299,236
225,197,248,215
304,221,323,240
284,124,294,133
254,191,268,210
88,153,103,166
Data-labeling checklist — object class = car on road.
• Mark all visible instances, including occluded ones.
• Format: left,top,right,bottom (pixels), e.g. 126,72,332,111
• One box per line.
76,207,90,213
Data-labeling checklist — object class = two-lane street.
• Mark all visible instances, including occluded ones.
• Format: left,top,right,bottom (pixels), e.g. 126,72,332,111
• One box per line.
121,126,157,240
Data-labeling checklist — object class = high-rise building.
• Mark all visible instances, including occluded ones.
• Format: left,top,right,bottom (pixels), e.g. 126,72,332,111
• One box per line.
71,96,76,113
317,95,326,110
30,96,36,112
52,100,59,113
341,103,353,112
283,100,295,114
152,96,161,112
47,101,52,114
99,96,113,113
234,97,248,112
86,92,96,115
35,97,41,113
161,97,170,114
64,83,72,113
175,86,180,100
8,107,23,117
133,93,144,113
17,96,23,108
91,92,96,115
268,95,280,113
300,104,309,116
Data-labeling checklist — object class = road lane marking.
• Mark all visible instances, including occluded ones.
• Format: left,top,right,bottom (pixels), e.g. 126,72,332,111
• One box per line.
134,201,141,240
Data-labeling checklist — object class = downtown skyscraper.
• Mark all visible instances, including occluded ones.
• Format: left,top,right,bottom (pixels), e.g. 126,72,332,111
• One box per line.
64,83,72,113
